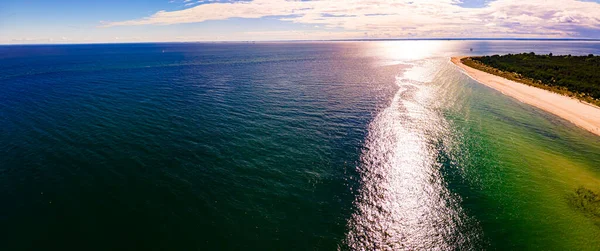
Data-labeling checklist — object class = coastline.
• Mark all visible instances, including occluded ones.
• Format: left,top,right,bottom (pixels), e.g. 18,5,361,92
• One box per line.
451,56,600,137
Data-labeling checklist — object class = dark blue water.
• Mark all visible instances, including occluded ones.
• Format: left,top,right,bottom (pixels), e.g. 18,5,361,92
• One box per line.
1,43,399,250
1,41,600,250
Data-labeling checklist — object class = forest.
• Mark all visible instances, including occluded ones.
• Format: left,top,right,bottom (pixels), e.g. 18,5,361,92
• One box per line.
462,53,600,105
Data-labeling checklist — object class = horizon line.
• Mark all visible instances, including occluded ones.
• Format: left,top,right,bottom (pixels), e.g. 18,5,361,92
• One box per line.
2,37,600,46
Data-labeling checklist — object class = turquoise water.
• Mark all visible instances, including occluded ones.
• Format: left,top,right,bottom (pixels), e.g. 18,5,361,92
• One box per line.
1,41,600,250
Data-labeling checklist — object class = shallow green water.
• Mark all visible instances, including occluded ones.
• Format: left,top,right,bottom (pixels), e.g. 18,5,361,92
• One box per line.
445,63,600,249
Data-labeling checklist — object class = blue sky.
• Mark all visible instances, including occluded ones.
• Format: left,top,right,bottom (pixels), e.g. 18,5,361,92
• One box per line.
1,0,599,44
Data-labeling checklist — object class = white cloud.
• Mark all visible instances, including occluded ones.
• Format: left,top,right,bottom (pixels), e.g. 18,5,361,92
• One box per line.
102,0,600,38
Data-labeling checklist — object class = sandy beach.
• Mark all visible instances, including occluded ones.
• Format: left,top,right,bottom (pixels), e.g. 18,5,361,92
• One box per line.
452,56,600,137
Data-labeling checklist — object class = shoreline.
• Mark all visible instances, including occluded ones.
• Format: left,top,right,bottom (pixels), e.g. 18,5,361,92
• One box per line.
451,56,600,137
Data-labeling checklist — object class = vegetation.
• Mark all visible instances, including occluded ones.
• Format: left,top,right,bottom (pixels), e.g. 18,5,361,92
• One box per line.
461,53,600,106
568,187,600,226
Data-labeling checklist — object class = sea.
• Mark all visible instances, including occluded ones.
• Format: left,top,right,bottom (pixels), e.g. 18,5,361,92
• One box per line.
1,40,600,250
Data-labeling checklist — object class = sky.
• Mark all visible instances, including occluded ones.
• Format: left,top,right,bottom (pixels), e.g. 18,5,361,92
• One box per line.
1,0,599,44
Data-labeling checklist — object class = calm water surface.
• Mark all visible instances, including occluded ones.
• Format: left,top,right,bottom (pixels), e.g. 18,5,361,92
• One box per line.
1,41,600,250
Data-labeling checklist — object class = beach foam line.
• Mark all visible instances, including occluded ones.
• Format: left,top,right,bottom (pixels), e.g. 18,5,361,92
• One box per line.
451,56,600,137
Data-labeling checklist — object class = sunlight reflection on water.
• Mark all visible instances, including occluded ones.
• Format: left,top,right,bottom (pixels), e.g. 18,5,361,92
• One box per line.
369,41,451,66
345,46,477,249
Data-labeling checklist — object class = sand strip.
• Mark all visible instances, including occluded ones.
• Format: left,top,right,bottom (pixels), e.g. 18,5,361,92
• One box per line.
451,56,600,137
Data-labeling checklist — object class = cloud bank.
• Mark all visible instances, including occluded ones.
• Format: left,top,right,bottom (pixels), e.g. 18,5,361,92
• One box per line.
102,0,600,38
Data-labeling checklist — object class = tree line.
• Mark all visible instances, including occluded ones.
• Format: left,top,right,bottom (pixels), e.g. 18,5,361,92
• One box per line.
469,53,600,102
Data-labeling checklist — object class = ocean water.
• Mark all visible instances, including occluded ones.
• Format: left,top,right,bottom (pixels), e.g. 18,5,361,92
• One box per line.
1,41,600,250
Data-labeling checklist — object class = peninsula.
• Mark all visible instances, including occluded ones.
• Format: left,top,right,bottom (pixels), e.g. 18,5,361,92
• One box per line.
452,54,600,137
